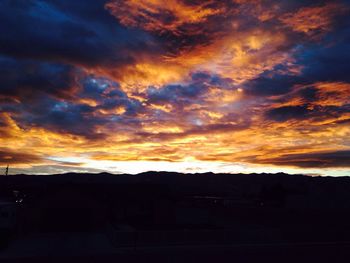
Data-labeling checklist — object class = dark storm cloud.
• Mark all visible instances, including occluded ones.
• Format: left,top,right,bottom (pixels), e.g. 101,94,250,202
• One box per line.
244,8,350,98
0,0,156,68
147,83,205,105
146,72,232,108
191,72,233,88
265,101,350,123
0,56,76,101
265,105,310,122
5,75,146,139
80,76,145,116
300,42,350,84
241,8,350,126
255,150,350,168
0,0,158,141
12,97,107,139
244,39,350,98
263,80,350,123
0,149,42,164
244,74,299,97
35,105,102,138
46,0,116,23
298,87,318,102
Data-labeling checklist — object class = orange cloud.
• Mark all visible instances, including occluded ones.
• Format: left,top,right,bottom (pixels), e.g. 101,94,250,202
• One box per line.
1,0,349,175
104,0,297,89
280,3,345,36
106,0,224,35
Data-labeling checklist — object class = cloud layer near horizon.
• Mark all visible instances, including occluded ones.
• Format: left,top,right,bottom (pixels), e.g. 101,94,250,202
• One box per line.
0,0,349,175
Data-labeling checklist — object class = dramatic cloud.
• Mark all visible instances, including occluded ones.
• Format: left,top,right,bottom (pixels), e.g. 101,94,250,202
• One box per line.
0,149,42,165
0,56,76,101
280,3,345,36
0,0,349,175
252,150,350,168
106,0,224,35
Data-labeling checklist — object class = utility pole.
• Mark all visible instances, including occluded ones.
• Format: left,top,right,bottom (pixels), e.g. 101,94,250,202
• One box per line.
5,164,9,176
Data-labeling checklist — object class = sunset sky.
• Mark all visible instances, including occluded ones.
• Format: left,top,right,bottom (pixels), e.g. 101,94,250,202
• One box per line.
0,0,349,176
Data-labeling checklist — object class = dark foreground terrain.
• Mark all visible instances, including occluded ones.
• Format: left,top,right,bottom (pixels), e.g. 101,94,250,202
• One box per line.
0,171,350,262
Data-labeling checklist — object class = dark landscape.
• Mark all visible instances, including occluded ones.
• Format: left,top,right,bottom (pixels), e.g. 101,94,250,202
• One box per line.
1,0,350,261
1,172,350,262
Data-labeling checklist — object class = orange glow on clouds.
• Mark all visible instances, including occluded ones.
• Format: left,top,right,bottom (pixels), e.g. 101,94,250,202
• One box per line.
106,0,223,35
280,3,345,36
1,0,349,176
